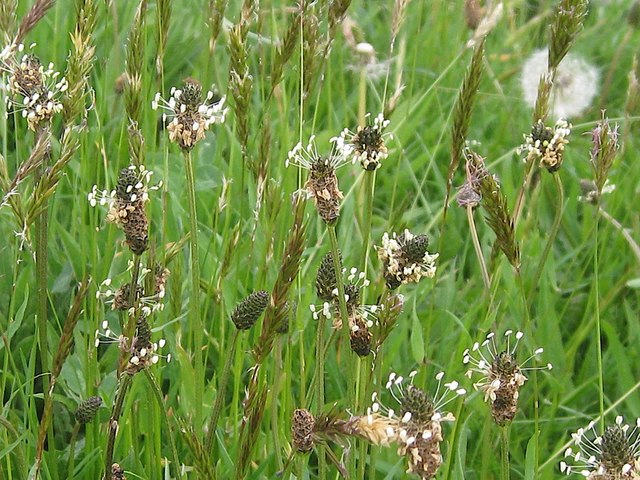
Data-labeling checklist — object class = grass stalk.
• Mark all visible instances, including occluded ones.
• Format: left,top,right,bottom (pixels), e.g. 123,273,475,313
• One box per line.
183,149,204,435
206,329,240,454
529,172,564,304
67,422,81,477
360,171,375,275
467,204,490,291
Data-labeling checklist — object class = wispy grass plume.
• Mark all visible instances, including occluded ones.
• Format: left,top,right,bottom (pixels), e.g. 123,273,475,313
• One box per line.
15,0,55,45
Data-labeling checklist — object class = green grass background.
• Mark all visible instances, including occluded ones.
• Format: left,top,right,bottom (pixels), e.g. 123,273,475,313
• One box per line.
1,0,639,478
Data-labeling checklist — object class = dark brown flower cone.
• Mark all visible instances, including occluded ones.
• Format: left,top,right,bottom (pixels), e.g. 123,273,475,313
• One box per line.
349,315,372,357
491,381,519,426
316,251,340,301
75,396,102,424
306,160,343,224
292,408,315,453
122,199,148,255
232,290,269,330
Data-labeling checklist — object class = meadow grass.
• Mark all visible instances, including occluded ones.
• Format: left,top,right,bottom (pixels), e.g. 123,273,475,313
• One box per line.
1,0,639,479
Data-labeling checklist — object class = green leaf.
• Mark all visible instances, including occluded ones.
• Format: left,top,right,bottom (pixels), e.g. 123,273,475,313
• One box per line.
524,432,539,480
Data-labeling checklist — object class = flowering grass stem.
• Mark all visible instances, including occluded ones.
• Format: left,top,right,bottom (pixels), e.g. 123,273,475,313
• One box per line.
529,172,564,306
183,149,204,435
467,205,490,291
206,328,240,454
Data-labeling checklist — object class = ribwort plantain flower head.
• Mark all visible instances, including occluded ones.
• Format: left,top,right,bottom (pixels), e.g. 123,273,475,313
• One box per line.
231,290,269,330
75,396,103,424
286,135,351,224
376,230,438,290
364,370,465,478
88,165,161,255
519,119,571,172
561,416,640,478
152,78,227,151
333,113,392,170
463,331,551,426
1,43,68,130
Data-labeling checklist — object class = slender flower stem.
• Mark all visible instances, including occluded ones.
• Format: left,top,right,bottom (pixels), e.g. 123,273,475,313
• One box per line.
594,209,604,433
327,226,351,358
183,149,204,435
529,172,564,305
104,373,133,480
598,207,640,264
34,125,51,388
466,205,490,291
315,313,327,480
443,397,465,480
206,329,240,454
513,160,536,228
501,425,511,480
360,172,376,275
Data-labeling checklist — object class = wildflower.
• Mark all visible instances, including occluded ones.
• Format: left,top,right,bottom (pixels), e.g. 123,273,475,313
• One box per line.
363,370,466,478
333,113,392,170
561,415,640,478
376,230,439,290
96,268,168,316
315,250,340,302
520,49,599,119
75,396,103,424
519,119,571,172
589,115,620,195
231,290,270,330
1,44,68,131
111,463,127,480
152,78,227,151
286,135,350,224
94,317,171,372
88,165,161,255
463,331,552,426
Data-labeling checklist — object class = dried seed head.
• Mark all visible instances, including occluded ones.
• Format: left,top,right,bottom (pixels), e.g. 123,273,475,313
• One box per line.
292,408,316,453
231,290,269,330
561,416,640,478
75,396,102,424
350,315,372,357
377,230,438,290
316,251,340,301
519,119,571,172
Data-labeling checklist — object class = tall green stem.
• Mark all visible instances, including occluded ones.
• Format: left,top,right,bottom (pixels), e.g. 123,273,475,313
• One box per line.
360,172,376,274
594,209,604,432
206,329,240,453
501,426,510,480
529,172,564,305
183,150,204,435
315,313,327,480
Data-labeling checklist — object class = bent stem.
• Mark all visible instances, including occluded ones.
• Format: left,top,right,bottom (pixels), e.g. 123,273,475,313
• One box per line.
598,207,640,265
467,205,490,291
206,329,240,454
501,425,511,480
183,149,204,434
529,172,564,305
